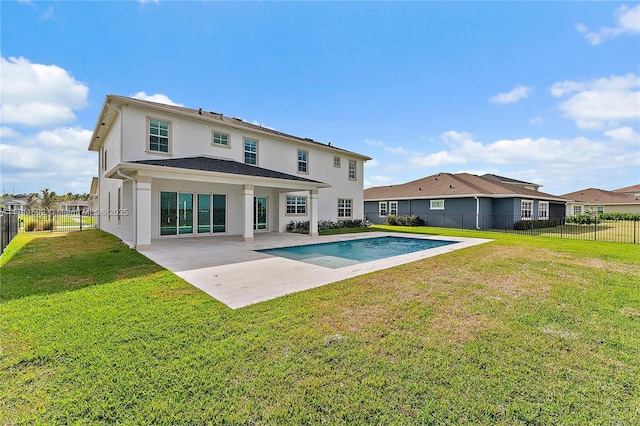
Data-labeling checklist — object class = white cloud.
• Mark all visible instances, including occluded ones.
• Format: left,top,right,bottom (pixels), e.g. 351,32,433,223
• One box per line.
549,74,640,129
131,91,183,106
576,4,640,45
489,85,532,104
409,150,467,168
364,159,379,168
0,56,89,127
604,126,640,145
384,145,409,155
530,116,543,125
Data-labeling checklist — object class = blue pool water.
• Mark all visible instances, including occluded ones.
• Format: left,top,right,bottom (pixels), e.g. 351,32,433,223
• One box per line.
257,236,457,269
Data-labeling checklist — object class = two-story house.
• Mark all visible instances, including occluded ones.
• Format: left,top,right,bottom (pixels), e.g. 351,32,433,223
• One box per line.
88,95,371,249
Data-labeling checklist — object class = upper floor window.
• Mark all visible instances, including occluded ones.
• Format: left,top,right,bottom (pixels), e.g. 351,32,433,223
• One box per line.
430,200,444,210
389,201,398,216
149,118,170,153
538,201,549,220
521,200,533,220
338,198,352,218
286,196,307,214
244,138,257,165
298,150,308,173
212,131,229,147
348,160,356,180
379,202,388,216
333,156,341,167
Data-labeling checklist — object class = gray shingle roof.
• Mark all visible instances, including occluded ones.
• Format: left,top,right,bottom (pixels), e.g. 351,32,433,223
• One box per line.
128,156,326,184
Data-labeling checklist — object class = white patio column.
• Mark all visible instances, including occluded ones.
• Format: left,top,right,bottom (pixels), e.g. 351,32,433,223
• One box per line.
243,185,254,242
136,176,152,250
309,189,319,237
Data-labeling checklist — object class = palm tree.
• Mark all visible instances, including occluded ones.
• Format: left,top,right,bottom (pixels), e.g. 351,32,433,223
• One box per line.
26,193,41,212
40,188,58,212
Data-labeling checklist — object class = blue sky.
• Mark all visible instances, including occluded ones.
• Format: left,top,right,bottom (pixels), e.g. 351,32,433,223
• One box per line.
1,1,639,196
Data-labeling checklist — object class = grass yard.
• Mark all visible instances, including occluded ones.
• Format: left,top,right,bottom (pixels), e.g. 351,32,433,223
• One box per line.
1,228,639,424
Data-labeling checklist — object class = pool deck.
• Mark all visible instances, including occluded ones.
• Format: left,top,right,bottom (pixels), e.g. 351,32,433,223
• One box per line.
140,232,492,309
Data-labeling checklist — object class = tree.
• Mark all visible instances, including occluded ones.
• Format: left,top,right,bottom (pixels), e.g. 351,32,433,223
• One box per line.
39,188,58,212
26,193,41,211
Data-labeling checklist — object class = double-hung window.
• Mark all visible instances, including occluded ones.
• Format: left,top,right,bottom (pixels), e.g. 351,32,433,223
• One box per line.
338,198,352,218
212,131,229,147
348,160,356,180
333,156,341,167
573,205,583,215
244,138,257,165
149,118,170,153
298,150,308,173
521,200,533,220
286,196,307,214
538,201,549,220
379,202,388,216
389,201,398,216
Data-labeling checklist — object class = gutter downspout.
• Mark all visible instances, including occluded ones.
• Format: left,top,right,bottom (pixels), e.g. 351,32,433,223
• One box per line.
115,170,137,249
474,196,480,230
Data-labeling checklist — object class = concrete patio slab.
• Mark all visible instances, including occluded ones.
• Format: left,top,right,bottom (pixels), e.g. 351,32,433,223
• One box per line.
140,232,491,309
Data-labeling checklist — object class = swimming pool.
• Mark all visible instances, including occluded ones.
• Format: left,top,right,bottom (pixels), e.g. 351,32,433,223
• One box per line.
257,236,457,269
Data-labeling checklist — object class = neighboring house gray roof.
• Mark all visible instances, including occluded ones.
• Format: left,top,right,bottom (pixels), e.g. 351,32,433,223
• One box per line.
561,188,640,205
128,156,326,185
364,172,567,202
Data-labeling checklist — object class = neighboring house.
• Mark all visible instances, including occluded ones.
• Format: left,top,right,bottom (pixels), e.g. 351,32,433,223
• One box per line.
364,172,568,229
562,187,640,215
1,194,29,212
88,95,371,249
59,200,92,213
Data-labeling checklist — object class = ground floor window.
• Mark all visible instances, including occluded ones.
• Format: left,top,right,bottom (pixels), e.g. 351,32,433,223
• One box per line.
379,201,387,216
521,200,533,220
338,198,352,218
573,205,583,215
538,201,549,220
389,201,398,216
597,206,604,214
161,191,226,236
286,196,306,214
430,200,444,210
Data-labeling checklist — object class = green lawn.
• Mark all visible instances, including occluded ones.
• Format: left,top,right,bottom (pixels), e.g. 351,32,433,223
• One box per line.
1,228,639,424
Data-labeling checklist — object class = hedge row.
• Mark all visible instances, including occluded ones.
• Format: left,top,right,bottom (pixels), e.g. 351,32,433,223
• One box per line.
513,219,561,230
385,215,424,226
286,219,365,233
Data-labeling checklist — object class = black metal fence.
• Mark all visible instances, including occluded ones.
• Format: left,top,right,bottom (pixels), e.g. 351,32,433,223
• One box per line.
1,213,19,253
423,213,639,244
2,210,97,236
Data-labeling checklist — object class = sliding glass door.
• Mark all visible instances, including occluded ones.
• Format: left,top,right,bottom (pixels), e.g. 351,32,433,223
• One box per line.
162,191,226,236
254,196,267,230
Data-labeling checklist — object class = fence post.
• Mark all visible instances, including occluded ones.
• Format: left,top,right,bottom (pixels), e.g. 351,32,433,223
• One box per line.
594,220,597,241
635,220,637,244
80,209,83,231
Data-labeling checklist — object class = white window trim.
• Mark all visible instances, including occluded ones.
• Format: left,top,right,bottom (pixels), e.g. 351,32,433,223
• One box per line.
379,201,388,217
521,199,533,220
389,201,398,216
430,199,445,210
333,156,341,168
243,137,259,165
211,130,231,148
146,116,173,156
297,149,309,174
538,201,549,220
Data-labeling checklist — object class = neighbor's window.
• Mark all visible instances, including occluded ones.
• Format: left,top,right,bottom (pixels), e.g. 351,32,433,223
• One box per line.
212,131,229,146
573,205,583,215
286,196,307,214
338,198,352,218
333,156,341,167
297,149,308,173
538,201,549,220
148,118,170,153
389,201,398,216
348,160,356,180
244,138,257,165
597,206,604,214
379,201,388,216
430,200,445,210
521,200,533,220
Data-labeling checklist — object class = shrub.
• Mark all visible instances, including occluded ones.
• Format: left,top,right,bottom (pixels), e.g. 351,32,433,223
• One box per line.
386,215,423,226
513,219,560,230
567,214,601,225
286,219,365,233
24,220,37,232
22,218,56,232
599,212,640,221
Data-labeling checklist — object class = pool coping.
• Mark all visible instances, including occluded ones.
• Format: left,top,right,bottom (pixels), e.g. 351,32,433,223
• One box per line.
140,232,492,309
